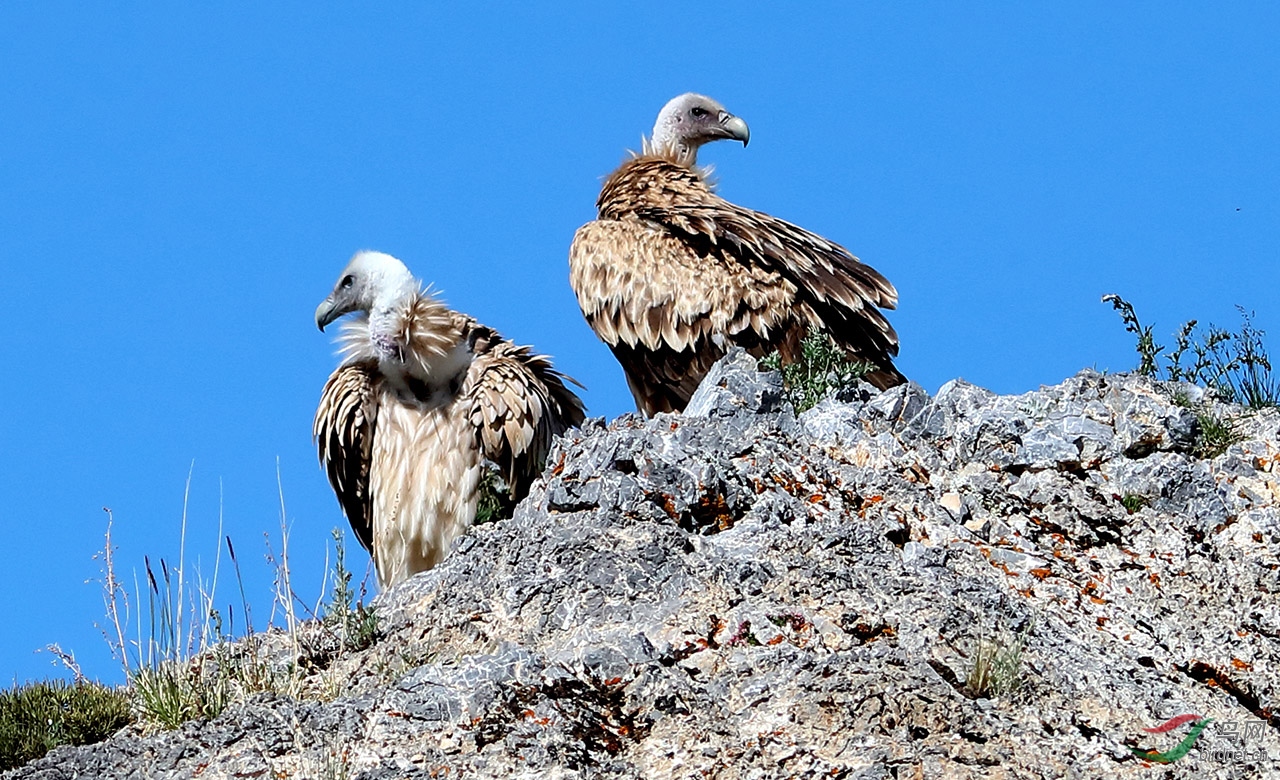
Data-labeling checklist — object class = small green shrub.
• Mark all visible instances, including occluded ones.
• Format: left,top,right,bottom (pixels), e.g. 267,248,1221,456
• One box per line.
761,331,875,413
322,529,379,653
0,679,132,770
474,465,516,525
1105,296,1272,459
1103,295,1277,408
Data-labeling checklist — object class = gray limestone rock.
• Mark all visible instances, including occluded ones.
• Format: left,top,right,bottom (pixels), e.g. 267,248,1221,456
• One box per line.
9,359,1280,779
683,348,783,419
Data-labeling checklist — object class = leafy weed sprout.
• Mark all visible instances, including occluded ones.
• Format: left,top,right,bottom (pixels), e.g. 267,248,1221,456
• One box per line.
1104,295,1273,457
473,464,516,526
761,331,875,413
1103,295,1277,408
322,529,379,653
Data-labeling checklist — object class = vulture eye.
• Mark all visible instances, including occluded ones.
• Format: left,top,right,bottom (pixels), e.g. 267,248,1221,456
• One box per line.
340,275,355,289
690,106,708,118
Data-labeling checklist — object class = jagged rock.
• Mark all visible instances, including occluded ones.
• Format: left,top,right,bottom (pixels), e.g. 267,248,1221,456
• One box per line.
683,348,784,418
9,355,1280,778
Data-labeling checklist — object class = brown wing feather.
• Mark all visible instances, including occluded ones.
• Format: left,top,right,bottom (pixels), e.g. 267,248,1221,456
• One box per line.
573,156,905,404
570,213,801,413
628,159,900,365
606,339,746,416
464,332,586,499
313,361,379,554
656,196,907,389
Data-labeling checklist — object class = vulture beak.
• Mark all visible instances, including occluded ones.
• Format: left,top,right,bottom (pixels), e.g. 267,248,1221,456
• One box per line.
315,296,340,332
720,113,750,147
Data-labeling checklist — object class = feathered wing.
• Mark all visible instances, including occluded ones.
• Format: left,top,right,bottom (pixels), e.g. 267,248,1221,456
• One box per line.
313,361,380,555
571,216,800,414
464,332,586,499
569,156,905,414
643,190,904,387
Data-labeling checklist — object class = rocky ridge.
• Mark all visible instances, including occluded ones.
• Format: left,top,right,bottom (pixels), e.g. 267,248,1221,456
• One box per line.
8,351,1280,778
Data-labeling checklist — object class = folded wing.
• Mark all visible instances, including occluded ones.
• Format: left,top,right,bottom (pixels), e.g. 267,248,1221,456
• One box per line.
313,361,380,554
465,331,587,499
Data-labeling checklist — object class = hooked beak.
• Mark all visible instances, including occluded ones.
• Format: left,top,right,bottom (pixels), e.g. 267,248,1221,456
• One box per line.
315,296,340,332
720,113,750,147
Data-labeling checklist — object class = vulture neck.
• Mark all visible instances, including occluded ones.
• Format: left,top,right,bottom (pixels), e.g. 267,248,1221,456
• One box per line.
366,282,418,362
647,126,700,167
364,288,473,406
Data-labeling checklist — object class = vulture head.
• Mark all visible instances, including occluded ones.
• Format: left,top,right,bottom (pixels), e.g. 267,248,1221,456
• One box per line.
316,250,418,331
648,93,750,165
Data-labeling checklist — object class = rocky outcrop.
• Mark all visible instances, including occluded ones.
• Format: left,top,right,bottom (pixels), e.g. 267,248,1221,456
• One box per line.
10,352,1280,778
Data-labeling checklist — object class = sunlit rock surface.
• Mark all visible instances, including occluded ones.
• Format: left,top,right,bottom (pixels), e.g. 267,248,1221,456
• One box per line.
9,351,1280,778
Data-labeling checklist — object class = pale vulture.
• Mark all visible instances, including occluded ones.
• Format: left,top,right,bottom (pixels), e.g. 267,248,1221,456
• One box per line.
313,251,585,588
569,93,905,416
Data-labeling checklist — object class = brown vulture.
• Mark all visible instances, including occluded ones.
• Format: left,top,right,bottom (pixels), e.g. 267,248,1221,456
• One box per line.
313,251,585,588
569,92,904,416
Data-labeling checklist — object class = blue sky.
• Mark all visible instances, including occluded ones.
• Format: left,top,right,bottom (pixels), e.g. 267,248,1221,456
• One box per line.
2,4,1277,687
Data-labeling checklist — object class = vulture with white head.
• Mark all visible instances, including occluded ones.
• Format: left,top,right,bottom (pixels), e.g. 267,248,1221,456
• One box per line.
313,251,585,588
569,93,905,416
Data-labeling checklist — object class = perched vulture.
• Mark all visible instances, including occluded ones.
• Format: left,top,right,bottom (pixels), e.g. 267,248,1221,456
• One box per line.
569,93,905,416
313,251,585,588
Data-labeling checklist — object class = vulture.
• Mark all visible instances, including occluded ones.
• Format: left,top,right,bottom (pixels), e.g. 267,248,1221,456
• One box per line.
313,251,585,588
569,93,905,416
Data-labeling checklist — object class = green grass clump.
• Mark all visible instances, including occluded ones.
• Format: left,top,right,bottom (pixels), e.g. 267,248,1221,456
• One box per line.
100,469,373,733
130,661,229,732
965,625,1029,699
1193,409,1244,459
1169,382,1246,458
0,679,132,770
1119,494,1149,514
122,546,246,730
761,331,875,413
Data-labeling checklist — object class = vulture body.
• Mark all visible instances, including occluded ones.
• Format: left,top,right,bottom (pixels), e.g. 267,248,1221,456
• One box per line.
314,251,585,588
569,93,905,416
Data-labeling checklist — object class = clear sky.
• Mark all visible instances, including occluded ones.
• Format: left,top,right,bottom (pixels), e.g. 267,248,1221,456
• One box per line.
2,4,1277,687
